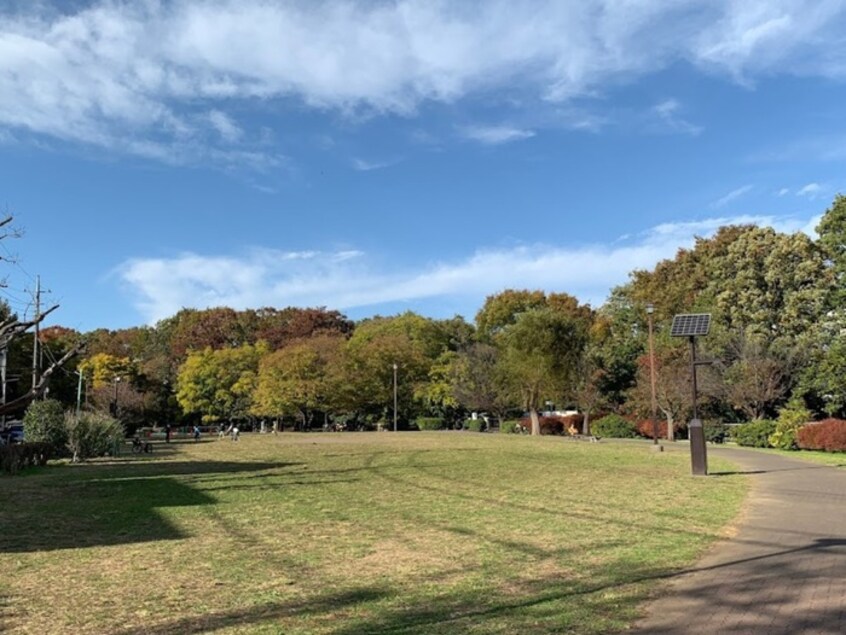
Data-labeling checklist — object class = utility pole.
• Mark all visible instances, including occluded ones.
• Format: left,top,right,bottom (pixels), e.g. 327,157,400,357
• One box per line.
31,275,40,391
393,363,398,432
0,338,6,427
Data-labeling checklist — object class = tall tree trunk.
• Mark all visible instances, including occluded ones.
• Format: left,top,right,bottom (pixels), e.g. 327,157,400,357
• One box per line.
529,408,541,436
582,410,591,435
666,413,675,442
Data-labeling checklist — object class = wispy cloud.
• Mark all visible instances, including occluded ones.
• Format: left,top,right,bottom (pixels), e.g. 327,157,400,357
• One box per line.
461,125,535,145
711,184,754,208
777,187,790,196
2,2,845,166
652,99,703,136
797,182,823,198
118,212,822,324
207,110,243,143
352,157,397,171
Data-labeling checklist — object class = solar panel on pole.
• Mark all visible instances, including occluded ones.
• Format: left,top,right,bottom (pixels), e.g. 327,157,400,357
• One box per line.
670,313,711,338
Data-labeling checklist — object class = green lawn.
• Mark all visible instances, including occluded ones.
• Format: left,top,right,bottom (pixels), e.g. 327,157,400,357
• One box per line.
0,433,746,634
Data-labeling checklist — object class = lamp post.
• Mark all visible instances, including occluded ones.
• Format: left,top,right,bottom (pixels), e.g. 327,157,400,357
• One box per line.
392,363,398,432
646,303,661,449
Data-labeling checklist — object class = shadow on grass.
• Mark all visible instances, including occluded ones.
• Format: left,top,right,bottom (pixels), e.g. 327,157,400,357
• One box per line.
104,537,846,635
0,460,298,553
113,587,390,635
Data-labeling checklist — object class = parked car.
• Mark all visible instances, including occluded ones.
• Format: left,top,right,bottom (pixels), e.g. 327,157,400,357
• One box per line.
0,421,24,445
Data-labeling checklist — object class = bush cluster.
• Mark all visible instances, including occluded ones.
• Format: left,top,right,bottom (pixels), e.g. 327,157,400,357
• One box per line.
703,421,729,444
23,399,67,453
0,442,52,474
769,402,812,450
500,420,523,434
797,418,846,452
415,417,444,431
465,418,485,432
591,414,639,438
730,420,777,448
635,419,667,440
65,411,124,462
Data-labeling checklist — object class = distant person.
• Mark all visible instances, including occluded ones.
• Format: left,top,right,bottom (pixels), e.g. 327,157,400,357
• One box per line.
272,420,278,435
165,423,171,443
231,425,240,441
193,425,201,442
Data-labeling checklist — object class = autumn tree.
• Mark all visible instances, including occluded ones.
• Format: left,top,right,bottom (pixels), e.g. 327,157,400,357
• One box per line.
252,335,344,429
176,343,267,422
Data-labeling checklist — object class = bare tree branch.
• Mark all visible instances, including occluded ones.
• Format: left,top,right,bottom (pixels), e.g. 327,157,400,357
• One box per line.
0,340,85,415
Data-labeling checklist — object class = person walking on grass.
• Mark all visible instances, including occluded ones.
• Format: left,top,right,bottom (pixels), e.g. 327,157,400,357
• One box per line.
193,425,201,442
231,425,240,441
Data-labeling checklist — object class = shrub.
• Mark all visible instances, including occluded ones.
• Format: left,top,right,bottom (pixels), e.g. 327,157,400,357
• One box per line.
635,419,668,440
65,411,124,462
730,420,777,448
769,401,812,450
500,420,522,434
797,418,846,452
591,414,639,438
23,399,67,454
703,421,729,444
0,442,52,474
415,417,444,431
465,418,485,432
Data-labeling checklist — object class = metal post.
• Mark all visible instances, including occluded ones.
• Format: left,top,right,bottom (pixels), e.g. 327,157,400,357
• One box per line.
75,371,83,416
392,363,398,432
688,336,707,475
112,376,121,417
647,304,660,447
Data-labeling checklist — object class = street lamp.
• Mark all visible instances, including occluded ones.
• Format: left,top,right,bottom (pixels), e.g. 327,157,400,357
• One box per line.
646,303,661,450
392,363,398,432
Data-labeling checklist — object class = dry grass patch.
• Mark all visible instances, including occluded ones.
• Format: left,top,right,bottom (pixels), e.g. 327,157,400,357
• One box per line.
0,433,745,634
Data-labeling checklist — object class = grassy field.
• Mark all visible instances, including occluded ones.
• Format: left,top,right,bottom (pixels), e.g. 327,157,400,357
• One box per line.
0,433,746,634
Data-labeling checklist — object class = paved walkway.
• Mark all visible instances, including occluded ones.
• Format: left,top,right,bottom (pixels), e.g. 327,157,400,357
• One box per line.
634,446,846,634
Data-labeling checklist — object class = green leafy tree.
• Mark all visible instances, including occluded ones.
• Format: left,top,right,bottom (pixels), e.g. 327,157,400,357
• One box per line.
499,308,587,435
176,343,266,422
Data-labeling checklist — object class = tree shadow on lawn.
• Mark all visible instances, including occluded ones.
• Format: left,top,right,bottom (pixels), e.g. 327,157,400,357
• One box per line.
91,534,846,635
0,460,299,553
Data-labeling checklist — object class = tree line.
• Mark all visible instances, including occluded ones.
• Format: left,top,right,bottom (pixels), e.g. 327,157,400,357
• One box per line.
30,195,846,435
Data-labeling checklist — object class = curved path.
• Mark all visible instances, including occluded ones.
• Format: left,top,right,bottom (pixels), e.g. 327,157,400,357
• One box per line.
634,446,846,634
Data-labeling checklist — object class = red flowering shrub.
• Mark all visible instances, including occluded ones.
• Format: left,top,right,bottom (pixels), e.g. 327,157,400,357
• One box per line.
636,419,668,440
797,418,846,452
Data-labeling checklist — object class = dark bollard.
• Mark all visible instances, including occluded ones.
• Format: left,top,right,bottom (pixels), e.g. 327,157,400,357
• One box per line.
689,418,708,475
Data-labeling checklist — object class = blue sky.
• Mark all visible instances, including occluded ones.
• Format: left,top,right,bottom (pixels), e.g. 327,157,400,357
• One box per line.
1,0,845,332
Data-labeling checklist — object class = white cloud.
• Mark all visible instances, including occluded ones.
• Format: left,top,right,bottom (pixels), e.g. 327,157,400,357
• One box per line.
711,184,754,208
461,125,535,145
352,157,396,171
797,182,823,198
1,1,845,164
777,187,790,196
652,99,702,135
207,110,242,143
118,212,822,324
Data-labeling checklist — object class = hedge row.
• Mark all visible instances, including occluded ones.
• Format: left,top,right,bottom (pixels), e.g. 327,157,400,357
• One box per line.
797,419,846,452
0,442,52,474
